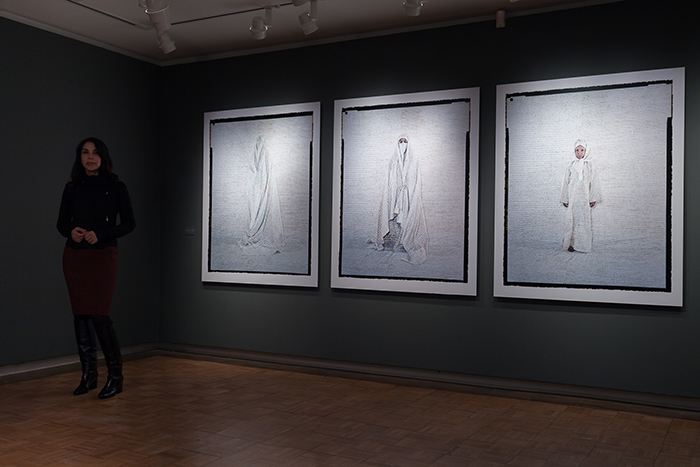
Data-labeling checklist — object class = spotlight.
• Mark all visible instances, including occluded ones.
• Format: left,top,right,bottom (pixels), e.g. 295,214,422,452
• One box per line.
403,0,424,16
250,16,267,40
144,0,171,34
298,0,318,35
298,12,317,35
157,32,176,53
141,0,175,53
250,7,272,40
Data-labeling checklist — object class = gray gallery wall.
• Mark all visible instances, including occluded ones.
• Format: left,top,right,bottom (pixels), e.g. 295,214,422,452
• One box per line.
1,0,699,399
157,0,699,399
0,18,162,365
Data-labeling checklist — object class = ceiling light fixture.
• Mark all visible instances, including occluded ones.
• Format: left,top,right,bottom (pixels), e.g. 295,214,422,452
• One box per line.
298,0,318,35
158,32,176,53
139,0,176,53
250,6,273,40
403,0,425,17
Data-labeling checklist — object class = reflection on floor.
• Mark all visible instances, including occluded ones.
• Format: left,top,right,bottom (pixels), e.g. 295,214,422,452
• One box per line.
1,356,698,466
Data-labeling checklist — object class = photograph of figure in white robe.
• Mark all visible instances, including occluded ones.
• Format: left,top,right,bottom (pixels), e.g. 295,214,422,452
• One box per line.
338,100,470,282
560,139,601,253
239,136,284,253
373,136,429,265
208,114,313,275
503,81,673,290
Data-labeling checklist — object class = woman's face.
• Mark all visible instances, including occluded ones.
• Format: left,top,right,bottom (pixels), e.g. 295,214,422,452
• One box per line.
575,145,586,159
81,141,102,176
398,137,408,154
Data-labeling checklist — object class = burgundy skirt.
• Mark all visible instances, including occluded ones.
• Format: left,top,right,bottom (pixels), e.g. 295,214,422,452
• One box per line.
62,245,118,316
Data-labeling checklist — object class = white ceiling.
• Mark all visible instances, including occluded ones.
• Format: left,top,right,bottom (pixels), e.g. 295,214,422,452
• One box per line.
0,0,609,66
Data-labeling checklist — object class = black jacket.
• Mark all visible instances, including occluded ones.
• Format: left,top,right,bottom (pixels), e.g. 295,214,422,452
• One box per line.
57,175,135,249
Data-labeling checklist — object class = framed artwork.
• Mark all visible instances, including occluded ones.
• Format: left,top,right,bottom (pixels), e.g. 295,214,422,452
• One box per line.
202,102,320,287
331,88,479,295
494,68,685,306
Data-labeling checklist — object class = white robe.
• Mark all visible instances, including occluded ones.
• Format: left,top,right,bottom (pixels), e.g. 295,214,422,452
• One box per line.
560,156,601,252
374,138,428,265
240,136,284,252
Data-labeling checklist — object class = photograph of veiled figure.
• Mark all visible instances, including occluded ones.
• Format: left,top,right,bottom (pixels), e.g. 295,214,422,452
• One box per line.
331,88,480,295
202,102,320,287
494,68,685,306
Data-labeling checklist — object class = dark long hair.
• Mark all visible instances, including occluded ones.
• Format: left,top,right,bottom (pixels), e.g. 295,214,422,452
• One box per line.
70,137,119,182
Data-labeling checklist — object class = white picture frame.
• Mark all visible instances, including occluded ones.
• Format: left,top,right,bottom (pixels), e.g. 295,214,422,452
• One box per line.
331,88,480,295
494,68,684,306
202,102,320,287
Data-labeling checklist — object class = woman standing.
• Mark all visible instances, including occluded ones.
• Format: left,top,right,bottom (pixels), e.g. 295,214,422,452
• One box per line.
560,139,601,253
57,137,135,399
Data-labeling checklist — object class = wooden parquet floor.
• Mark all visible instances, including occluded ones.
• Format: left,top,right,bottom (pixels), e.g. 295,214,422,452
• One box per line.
1,356,699,466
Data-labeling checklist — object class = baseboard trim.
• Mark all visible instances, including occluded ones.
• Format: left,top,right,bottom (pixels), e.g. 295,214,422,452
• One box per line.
0,343,158,385
3,342,699,420
155,343,700,419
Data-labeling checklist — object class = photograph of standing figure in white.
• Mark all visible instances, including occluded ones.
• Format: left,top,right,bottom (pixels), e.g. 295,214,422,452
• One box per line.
331,88,479,295
373,135,429,265
560,139,601,253
205,105,318,282
239,135,284,253
495,68,684,305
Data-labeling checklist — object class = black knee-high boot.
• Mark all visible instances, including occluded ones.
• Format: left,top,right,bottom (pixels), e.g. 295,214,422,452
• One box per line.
92,316,123,399
73,316,98,395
